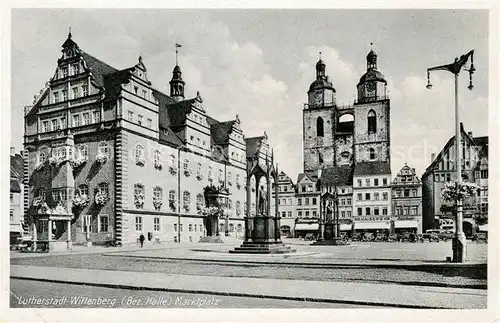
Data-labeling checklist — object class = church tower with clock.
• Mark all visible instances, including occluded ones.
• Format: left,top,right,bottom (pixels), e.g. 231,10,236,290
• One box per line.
353,49,390,165
302,57,337,171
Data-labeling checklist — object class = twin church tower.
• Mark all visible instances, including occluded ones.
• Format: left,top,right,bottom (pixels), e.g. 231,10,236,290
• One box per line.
302,49,391,174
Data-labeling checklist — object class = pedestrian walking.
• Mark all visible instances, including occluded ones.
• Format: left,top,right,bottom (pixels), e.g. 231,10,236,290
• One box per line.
139,234,145,248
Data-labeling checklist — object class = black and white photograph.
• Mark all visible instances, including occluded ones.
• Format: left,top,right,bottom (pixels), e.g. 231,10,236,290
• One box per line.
3,3,498,323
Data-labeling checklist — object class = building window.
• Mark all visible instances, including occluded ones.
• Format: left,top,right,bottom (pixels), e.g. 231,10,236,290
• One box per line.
180,224,183,232
404,189,410,197
374,178,379,186
73,114,80,127
383,192,388,200
147,118,152,128
78,184,89,197
382,208,388,215
62,89,68,101
154,217,160,231
382,178,387,186
77,144,88,160
128,111,134,122
412,189,417,197
98,182,109,195
365,207,371,216
347,211,352,217
93,111,100,123
365,179,370,186
138,115,143,126
368,110,377,133
305,198,309,205
98,142,109,157
62,67,68,78
82,215,92,233
347,198,352,205
287,211,292,217
396,190,401,197
357,193,362,201
52,119,59,131
316,117,324,137
82,85,88,97
446,173,451,182
305,211,310,217
169,190,176,210
134,184,145,209
341,198,345,205
60,117,66,129
481,170,488,178
357,179,362,187
73,87,80,99
135,216,142,231
82,112,90,125
368,148,376,160
297,198,302,206
174,224,177,232
53,92,59,103
183,191,191,211
42,121,50,132
312,211,317,217
312,198,317,205
72,63,80,75
135,145,145,164
411,206,418,215
153,187,162,210
99,215,109,232
357,208,362,216
374,208,380,216
189,224,193,232
365,193,370,200
196,194,204,211
374,193,379,201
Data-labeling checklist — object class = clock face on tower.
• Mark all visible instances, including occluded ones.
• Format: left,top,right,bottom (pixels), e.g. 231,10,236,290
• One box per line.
313,90,323,105
366,81,376,94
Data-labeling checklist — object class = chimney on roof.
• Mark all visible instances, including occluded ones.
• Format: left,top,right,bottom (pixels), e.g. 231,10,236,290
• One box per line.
10,147,15,156
431,153,436,163
468,131,473,137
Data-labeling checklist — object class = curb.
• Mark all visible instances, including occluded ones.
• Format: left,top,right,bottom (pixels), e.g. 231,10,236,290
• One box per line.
9,276,444,309
105,253,487,270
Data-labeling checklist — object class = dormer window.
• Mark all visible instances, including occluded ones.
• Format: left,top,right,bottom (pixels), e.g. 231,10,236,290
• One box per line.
82,85,88,97
53,92,59,104
62,67,68,78
62,89,68,101
72,87,79,99
72,63,80,75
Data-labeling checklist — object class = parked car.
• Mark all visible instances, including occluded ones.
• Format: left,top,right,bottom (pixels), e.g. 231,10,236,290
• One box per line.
422,229,440,242
438,230,454,241
304,233,316,241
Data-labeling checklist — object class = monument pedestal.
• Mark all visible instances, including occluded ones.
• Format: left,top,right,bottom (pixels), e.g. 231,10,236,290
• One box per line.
230,216,295,254
312,222,349,246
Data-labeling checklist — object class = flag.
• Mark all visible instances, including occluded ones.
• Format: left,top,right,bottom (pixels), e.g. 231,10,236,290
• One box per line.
175,43,182,48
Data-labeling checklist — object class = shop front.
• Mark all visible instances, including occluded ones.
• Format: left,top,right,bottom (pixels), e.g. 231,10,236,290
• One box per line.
393,217,421,234
294,221,319,239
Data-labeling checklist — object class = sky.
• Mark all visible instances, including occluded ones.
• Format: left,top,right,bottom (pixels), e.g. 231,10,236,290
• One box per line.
10,9,489,181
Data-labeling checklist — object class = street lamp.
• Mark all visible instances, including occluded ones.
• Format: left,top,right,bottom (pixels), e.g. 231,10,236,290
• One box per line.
426,50,475,263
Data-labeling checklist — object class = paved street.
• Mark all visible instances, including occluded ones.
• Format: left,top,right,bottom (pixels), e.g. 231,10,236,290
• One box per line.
10,279,377,308
11,240,487,289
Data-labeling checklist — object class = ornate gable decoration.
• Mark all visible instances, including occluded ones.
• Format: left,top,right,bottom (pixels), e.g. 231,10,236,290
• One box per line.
132,56,152,85
192,91,205,112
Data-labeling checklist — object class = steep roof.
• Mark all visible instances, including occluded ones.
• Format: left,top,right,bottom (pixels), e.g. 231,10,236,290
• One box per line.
10,180,21,193
207,116,236,145
473,136,488,158
297,171,318,184
320,166,353,186
353,162,391,176
81,52,119,90
10,154,24,179
160,98,196,128
245,136,265,159
422,124,486,178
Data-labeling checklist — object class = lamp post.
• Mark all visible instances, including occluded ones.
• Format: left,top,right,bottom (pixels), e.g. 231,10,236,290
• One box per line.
426,50,475,263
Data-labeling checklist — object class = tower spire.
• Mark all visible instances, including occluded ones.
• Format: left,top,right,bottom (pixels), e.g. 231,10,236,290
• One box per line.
68,26,72,39
170,43,185,102
175,43,182,66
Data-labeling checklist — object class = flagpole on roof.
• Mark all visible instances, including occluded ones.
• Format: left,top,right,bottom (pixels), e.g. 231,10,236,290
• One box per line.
175,43,182,66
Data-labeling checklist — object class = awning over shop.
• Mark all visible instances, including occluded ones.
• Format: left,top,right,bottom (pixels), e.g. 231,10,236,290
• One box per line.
394,220,418,229
340,224,352,231
295,223,319,231
478,224,488,232
354,222,390,230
